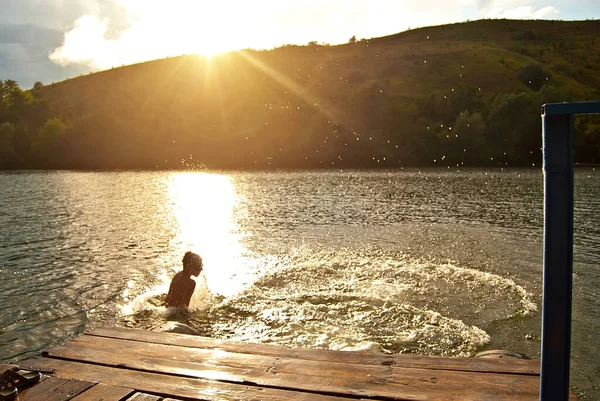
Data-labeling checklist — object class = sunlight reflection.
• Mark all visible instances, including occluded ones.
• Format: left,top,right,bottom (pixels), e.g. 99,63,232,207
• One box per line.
167,172,251,296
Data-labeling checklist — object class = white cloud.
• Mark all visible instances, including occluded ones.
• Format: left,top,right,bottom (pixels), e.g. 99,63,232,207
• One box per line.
50,15,110,68
49,13,193,69
475,1,560,19
49,0,471,69
532,6,560,18
484,5,559,19
50,1,281,69
48,0,560,70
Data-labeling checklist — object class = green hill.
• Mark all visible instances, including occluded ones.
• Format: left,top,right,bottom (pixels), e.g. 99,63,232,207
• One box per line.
1,18,600,169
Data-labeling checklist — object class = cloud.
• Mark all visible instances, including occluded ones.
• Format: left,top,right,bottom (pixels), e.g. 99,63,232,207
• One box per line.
48,0,470,70
49,1,262,69
0,24,87,88
485,5,559,19
473,0,560,19
0,0,126,31
49,15,120,69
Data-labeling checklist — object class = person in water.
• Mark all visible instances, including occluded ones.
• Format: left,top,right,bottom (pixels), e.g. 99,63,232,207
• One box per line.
165,251,203,309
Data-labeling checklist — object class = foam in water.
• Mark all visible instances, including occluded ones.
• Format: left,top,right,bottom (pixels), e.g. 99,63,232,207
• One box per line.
117,270,214,325
116,246,536,357
186,248,533,356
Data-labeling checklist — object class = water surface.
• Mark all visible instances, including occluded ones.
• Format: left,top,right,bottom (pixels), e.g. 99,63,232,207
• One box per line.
0,169,598,399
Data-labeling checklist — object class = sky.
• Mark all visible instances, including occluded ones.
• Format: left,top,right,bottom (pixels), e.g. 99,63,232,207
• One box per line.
1,0,599,88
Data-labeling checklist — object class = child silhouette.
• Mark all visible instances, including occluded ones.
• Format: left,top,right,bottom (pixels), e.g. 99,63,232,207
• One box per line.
165,251,203,309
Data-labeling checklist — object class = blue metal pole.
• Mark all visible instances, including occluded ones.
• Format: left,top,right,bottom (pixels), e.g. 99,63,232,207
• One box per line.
540,110,574,400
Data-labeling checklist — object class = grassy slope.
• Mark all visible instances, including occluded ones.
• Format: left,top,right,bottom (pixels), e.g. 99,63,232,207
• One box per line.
35,19,600,168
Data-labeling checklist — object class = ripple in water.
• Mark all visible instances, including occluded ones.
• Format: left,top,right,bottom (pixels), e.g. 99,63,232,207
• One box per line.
120,247,536,357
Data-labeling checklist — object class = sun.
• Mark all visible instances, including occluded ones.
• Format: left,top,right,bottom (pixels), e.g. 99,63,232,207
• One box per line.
51,0,277,68
167,1,246,57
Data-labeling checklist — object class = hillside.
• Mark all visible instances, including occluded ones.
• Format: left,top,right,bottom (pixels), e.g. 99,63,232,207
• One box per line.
1,18,600,169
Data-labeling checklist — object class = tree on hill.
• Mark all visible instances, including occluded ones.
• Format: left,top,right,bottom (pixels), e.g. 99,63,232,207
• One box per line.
39,117,67,142
453,111,486,164
35,117,67,163
485,91,541,164
0,122,15,155
518,62,551,91
349,35,357,44
3,79,18,93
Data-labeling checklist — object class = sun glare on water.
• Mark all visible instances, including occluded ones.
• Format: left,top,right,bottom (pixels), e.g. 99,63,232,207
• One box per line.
167,172,252,296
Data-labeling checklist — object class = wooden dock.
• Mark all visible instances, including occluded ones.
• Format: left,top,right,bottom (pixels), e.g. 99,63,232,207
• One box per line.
6,326,577,400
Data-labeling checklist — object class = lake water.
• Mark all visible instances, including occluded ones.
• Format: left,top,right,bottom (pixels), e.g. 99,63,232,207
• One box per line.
0,169,598,399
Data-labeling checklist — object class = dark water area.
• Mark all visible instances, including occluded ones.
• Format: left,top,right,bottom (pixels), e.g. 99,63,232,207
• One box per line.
0,168,598,399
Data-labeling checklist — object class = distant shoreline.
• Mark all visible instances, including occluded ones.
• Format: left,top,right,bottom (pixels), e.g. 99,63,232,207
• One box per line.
1,165,597,173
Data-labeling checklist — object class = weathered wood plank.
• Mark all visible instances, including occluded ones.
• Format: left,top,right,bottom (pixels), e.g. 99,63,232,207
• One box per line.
70,383,134,401
19,358,364,401
0,364,18,372
125,393,161,401
14,374,49,401
15,377,94,401
15,377,68,401
72,333,532,392
45,336,542,401
87,326,540,375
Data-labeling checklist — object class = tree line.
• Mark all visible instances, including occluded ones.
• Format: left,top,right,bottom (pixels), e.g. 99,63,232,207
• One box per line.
0,66,598,170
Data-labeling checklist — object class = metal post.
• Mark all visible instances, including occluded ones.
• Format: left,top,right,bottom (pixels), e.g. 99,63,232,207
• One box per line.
540,101,600,400
540,111,573,401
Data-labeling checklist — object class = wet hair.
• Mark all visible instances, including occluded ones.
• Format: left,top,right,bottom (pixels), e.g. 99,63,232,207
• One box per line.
182,251,202,273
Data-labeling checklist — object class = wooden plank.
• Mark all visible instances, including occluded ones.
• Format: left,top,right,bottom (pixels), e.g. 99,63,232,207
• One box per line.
5,363,56,374
125,393,161,401
87,326,539,375
19,358,363,401
44,337,542,401
15,377,94,401
14,374,49,401
70,383,134,401
16,377,68,401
